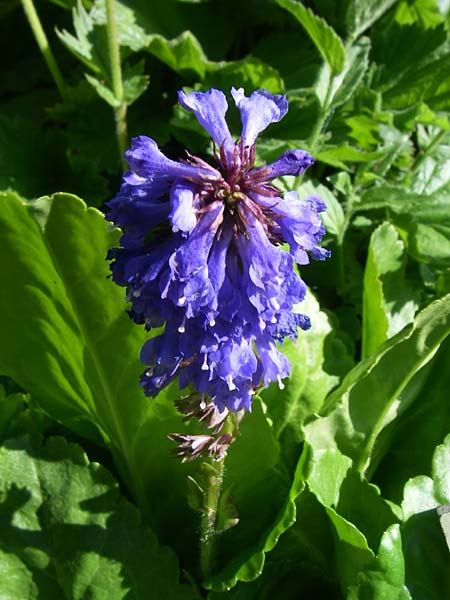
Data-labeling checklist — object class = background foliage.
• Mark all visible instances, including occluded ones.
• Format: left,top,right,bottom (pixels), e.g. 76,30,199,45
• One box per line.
1,0,450,597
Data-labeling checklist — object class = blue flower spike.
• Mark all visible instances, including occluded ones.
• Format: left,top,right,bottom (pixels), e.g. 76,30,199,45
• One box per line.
107,88,329,459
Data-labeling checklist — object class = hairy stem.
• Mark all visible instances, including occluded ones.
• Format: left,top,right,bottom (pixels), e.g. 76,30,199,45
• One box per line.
21,0,67,99
199,457,226,580
105,0,128,169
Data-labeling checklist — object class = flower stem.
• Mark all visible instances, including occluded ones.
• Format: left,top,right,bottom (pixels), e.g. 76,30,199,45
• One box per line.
21,0,67,99
199,457,226,580
105,0,128,169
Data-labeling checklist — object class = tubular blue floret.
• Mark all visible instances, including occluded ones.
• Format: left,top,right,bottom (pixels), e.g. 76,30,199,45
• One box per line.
106,87,329,413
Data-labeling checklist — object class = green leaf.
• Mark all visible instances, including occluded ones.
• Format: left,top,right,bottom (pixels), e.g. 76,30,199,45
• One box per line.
56,0,109,75
0,386,27,442
275,0,346,74
0,191,198,563
372,339,450,503
260,291,353,461
90,0,149,52
0,549,40,600
0,435,193,599
304,294,450,474
147,30,208,79
400,434,450,598
85,73,120,107
122,60,150,106
305,445,399,593
205,400,307,590
373,23,450,110
347,524,412,599
345,0,400,40
357,187,450,265
314,38,370,112
205,57,285,94
362,222,418,358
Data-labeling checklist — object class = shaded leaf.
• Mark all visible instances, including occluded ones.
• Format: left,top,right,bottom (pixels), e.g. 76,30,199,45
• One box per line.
304,294,450,474
0,435,193,599
275,0,346,73
362,222,418,357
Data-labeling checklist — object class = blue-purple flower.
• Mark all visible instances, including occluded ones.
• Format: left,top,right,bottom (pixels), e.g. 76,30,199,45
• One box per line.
107,87,329,414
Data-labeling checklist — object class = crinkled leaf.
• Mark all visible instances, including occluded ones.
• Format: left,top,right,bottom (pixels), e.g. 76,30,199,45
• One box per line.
0,435,193,599
362,222,418,357
275,0,346,74
304,294,450,474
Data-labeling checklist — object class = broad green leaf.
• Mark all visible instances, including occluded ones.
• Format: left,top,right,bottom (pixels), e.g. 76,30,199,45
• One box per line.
362,223,418,357
0,192,199,563
372,339,450,503
305,446,399,593
347,524,411,600
0,549,39,600
205,399,307,590
304,294,450,474
400,434,450,598
0,435,193,599
345,0,400,40
314,38,370,112
147,30,208,79
260,291,353,463
357,187,450,265
275,0,346,73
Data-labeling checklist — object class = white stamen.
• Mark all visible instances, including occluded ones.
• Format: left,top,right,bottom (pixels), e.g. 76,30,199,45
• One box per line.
271,316,277,323
277,375,285,390
272,299,280,310
209,318,216,327
133,289,141,298
178,318,186,333
201,354,209,371
178,296,187,306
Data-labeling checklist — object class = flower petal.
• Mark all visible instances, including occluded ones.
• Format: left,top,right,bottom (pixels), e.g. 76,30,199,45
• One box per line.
125,135,220,181
265,149,314,179
178,89,234,154
231,87,288,147
169,180,197,235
